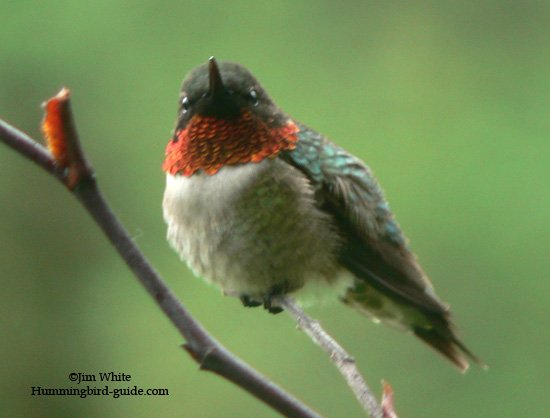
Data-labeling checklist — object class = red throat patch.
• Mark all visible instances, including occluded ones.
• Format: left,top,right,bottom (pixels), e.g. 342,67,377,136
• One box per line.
162,111,299,176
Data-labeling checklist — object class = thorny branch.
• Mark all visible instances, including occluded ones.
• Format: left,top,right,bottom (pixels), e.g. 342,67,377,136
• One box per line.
279,297,384,418
0,88,397,418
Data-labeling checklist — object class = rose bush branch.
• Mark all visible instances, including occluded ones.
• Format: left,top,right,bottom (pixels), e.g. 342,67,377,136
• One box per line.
0,88,398,418
279,297,385,418
0,89,320,418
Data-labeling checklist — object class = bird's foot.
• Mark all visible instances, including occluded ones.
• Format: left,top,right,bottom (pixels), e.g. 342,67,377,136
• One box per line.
240,294,262,308
263,286,284,314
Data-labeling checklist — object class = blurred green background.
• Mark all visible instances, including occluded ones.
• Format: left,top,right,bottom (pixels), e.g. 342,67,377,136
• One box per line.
1,1,548,417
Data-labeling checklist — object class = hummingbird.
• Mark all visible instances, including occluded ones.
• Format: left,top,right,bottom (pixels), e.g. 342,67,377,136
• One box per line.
162,57,482,371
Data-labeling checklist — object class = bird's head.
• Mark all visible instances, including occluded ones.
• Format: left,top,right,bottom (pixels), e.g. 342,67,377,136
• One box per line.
163,57,299,176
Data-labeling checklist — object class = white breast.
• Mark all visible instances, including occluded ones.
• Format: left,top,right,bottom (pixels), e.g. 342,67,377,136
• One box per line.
163,159,342,299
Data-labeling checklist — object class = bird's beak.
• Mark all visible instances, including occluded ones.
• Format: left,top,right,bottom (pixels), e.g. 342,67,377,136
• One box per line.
208,57,225,97
193,56,240,118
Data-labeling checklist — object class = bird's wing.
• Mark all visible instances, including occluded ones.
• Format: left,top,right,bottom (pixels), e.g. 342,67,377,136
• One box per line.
281,125,448,314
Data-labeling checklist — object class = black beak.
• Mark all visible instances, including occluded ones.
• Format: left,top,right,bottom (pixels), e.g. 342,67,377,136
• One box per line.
197,56,240,117
208,57,224,97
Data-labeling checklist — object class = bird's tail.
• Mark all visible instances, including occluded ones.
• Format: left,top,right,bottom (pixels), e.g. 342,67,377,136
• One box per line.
412,324,486,372
342,282,486,372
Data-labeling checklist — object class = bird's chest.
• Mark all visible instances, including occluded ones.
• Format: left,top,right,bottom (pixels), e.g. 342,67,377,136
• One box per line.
162,159,340,297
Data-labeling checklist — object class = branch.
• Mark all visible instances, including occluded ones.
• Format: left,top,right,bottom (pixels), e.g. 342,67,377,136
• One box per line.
1,89,400,418
279,297,385,418
0,90,320,418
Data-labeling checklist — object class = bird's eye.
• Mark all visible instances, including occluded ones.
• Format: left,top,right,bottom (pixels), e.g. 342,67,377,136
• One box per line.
181,96,191,113
247,89,259,106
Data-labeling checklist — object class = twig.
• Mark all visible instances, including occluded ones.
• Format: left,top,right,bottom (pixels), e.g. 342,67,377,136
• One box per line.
381,381,398,418
279,297,384,418
41,88,93,189
0,119,63,179
1,89,400,418
0,91,321,418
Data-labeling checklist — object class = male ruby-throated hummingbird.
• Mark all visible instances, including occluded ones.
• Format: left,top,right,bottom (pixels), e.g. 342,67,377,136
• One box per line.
163,57,483,371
